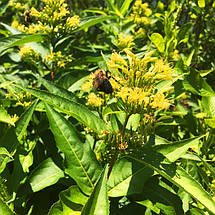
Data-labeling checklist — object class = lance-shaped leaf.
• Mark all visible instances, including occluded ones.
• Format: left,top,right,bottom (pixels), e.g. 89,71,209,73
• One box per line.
34,74,79,103
15,99,38,141
16,86,108,134
81,166,109,215
45,103,102,195
75,15,116,32
27,158,64,193
107,157,153,197
130,148,215,214
0,33,45,53
153,135,204,162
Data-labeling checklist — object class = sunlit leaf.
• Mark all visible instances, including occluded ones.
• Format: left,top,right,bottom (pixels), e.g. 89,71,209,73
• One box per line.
81,166,109,215
150,33,165,53
45,103,102,195
28,158,64,192
0,106,14,126
0,198,15,215
107,157,153,197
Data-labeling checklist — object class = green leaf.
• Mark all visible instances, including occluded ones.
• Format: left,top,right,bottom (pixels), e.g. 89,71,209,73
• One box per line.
154,136,204,162
68,75,90,92
34,74,79,102
150,33,165,53
0,128,18,174
0,106,14,126
106,0,123,18
15,99,38,141
28,158,64,193
177,23,192,44
131,148,215,214
169,0,176,13
81,166,109,215
107,157,153,197
76,16,116,32
184,50,195,66
15,86,108,134
202,96,215,118
0,198,15,215
0,33,45,53
0,147,13,174
136,176,183,214
198,0,205,8
0,22,21,34
45,103,102,195
120,0,133,16
48,185,88,215
136,200,160,214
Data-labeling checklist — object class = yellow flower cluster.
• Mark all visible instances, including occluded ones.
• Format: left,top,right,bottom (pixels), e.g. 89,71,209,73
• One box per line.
44,51,73,68
115,33,135,50
19,46,38,60
9,0,27,10
82,49,173,111
151,92,171,111
11,19,40,34
130,0,152,25
117,87,150,106
29,0,80,34
107,50,173,111
87,93,104,107
66,15,80,29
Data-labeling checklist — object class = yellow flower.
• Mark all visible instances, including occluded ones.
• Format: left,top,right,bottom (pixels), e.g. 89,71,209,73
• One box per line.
87,93,103,107
130,0,152,25
30,7,40,17
45,52,55,62
116,87,130,102
82,74,94,92
115,33,135,50
11,114,19,123
11,20,19,28
59,5,69,17
153,59,173,80
57,60,66,68
66,15,80,29
107,52,128,71
27,24,40,34
109,78,120,90
151,92,171,110
19,46,34,56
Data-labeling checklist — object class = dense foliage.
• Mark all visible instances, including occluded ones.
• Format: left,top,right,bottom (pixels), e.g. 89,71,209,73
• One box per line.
0,0,215,214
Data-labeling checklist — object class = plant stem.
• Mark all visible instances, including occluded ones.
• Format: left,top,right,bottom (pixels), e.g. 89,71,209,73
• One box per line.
107,113,131,179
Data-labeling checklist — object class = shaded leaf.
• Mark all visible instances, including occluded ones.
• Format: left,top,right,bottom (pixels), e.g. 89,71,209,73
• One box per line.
131,148,215,214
